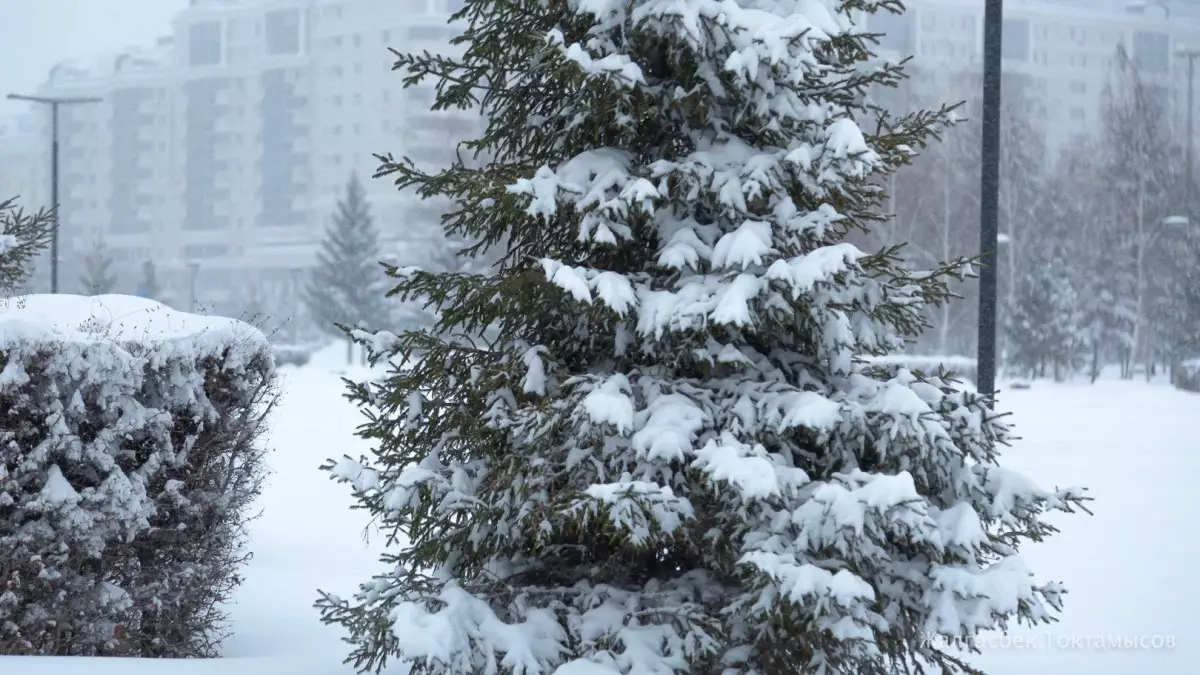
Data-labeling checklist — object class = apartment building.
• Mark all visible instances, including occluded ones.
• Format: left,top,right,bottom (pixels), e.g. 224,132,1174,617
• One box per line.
0,115,52,292
5,0,477,314
869,0,1200,154
8,0,1199,311
0,115,45,212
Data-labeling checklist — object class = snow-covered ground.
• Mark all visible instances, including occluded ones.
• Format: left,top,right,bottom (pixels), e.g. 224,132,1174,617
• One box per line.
3,348,1197,674
972,378,1200,675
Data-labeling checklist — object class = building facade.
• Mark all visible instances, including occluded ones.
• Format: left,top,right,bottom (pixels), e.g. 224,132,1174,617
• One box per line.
869,0,1200,155
4,0,1199,311
4,0,476,315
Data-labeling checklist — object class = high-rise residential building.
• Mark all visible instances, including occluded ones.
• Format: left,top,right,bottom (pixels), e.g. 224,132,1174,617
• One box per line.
0,115,45,211
4,0,476,315
0,115,52,293
868,0,1200,154
4,0,1199,311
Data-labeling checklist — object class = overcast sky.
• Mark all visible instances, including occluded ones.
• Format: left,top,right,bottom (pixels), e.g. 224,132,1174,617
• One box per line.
0,0,187,116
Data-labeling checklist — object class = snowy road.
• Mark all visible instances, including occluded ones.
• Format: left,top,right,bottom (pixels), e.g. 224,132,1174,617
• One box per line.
4,363,1198,674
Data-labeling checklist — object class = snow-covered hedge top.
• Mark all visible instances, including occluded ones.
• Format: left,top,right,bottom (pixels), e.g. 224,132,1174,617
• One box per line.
0,294,268,362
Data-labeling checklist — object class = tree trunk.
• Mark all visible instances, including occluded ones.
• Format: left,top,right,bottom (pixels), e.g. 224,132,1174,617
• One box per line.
1131,179,1147,379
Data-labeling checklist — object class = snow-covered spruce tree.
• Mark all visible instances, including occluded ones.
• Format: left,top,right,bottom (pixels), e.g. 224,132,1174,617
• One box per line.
0,197,54,294
1004,246,1079,380
305,173,392,362
1041,135,1128,383
318,2,1088,674
79,239,118,295
1152,208,1200,374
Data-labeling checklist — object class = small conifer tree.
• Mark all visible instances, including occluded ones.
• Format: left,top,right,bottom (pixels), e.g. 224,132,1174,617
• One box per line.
1004,245,1080,380
80,239,118,295
318,3,1089,674
305,174,392,362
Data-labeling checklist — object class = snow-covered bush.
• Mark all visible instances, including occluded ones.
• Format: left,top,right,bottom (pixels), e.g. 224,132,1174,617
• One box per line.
318,2,1089,674
273,343,313,368
1173,358,1200,392
0,294,275,657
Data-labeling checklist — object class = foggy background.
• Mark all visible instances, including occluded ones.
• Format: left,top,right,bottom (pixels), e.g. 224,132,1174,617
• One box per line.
0,0,187,115
0,0,1198,381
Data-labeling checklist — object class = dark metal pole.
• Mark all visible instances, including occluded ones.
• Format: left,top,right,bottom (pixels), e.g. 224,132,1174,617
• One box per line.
50,102,60,294
1187,55,1195,207
6,93,103,294
977,0,1003,396
291,267,302,342
189,263,200,312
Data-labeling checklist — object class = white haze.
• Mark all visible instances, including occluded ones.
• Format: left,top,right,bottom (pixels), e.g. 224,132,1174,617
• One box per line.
0,0,187,115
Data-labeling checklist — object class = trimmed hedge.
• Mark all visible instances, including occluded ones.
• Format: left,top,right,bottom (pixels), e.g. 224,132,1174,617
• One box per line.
0,295,276,657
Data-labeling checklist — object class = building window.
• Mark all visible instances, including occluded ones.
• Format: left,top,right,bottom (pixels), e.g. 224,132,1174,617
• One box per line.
265,9,302,55
183,243,230,260
1070,107,1085,120
407,25,458,44
1002,18,1030,62
189,21,223,66
868,9,914,54
1069,80,1087,94
1133,31,1170,73
112,220,152,234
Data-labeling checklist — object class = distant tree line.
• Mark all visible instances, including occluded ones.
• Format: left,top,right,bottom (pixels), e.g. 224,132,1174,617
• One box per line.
868,44,1200,382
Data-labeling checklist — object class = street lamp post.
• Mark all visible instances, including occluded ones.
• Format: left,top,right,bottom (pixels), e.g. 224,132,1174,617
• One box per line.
290,267,303,343
188,263,200,312
977,0,1004,396
5,93,103,294
1175,48,1200,215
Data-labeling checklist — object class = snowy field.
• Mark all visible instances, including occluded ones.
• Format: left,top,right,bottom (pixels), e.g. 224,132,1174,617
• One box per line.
2,346,1196,674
